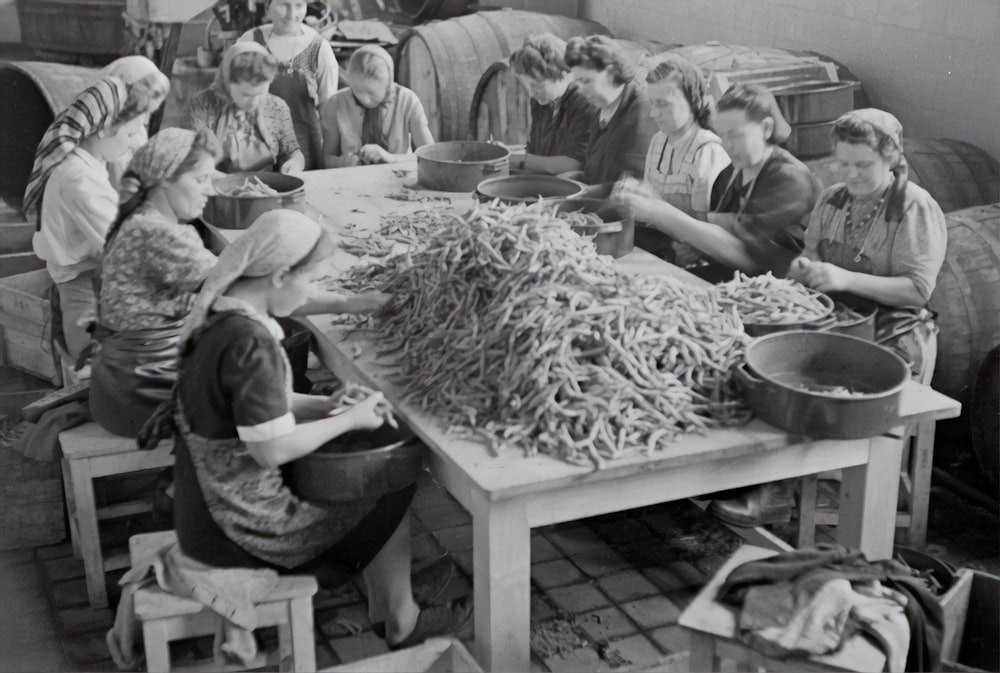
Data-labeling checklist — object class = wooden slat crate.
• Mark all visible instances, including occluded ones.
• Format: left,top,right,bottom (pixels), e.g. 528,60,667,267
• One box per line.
321,638,483,673
0,269,61,385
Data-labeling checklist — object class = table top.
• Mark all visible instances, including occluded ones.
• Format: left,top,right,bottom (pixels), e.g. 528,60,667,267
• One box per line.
211,162,962,502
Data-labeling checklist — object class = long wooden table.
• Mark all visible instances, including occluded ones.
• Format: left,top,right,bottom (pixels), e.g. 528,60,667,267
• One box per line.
213,162,962,672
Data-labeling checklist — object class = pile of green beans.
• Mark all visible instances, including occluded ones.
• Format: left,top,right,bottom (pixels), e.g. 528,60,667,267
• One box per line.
340,201,751,469
717,272,831,325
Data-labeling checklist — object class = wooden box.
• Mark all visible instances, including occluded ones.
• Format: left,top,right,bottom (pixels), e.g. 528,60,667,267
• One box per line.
126,0,215,24
940,569,1000,673
321,638,483,673
0,269,61,384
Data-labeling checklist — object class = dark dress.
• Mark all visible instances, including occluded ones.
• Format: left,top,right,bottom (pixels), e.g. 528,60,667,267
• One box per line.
710,146,820,275
174,311,414,580
526,82,594,162
581,80,657,185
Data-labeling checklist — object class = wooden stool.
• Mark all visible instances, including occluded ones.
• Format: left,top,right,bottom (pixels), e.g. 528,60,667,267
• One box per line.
129,531,318,673
797,422,935,549
678,545,887,672
59,422,174,608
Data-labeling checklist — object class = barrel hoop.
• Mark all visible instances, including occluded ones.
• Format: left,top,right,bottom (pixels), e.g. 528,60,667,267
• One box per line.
938,138,1000,206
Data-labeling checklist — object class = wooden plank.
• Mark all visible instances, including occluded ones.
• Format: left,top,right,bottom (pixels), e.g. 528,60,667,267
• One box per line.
97,500,153,521
0,310,46,338
0,252,45,278
838,432,906,559
940,569,973,662
4,328,59,382
0,223,33,254
21,381,89,423
0,269,52,324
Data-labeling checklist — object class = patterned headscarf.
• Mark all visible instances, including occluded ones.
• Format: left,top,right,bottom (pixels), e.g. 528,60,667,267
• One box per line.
349,45,397,150
23,76,128,215
119,127,201,202
179,210,333,352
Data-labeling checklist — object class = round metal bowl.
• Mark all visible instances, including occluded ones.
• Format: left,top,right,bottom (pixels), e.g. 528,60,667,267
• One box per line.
416,140,510,192
476,175,586,205
736,331,910,439
551,198,635,258
806,294,878,341
772,80,859,124
286,422,425,503
203,172,306,230
785,119,839,158
742,290,835,337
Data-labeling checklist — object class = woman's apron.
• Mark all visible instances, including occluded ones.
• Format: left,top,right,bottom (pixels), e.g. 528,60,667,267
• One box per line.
219,111,277,173
818,237,938,384
254,29,324,171
89,321,183,437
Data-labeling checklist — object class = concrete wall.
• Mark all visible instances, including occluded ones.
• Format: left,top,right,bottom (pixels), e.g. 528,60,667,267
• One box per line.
481,0,1000,160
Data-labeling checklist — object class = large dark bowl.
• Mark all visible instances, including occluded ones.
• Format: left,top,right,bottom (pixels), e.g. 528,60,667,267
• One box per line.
416,140,510,192
772,80,859,124
736,331,910,439
203,172,306,230
551,198,635,258
476,175,586,204
286,422,425,502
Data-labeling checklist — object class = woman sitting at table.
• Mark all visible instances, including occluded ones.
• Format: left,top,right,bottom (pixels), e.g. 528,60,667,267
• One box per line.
320,45,433,168
617,83,819,279
140,211,472,649
23,75,163,367
240,0,340,170
563,35,657,189
506,33,595,175
182,42,305,174
707,109,947,528
624,52,731,263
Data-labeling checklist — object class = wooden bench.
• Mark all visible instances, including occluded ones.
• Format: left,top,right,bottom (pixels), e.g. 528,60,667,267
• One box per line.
129,531,318,673
678,545,887,672
59,422,174,608
797,422,936,549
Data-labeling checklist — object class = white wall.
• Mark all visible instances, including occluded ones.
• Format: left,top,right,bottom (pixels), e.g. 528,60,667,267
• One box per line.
482,0,1000,159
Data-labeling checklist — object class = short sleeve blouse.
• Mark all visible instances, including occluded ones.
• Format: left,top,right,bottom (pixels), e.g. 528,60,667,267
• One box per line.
643,125,730,216
319,84,429,156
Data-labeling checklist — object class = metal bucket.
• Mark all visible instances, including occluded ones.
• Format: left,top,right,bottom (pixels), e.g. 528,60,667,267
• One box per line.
476,175,586,205
416,140,509,192
203,172,306,230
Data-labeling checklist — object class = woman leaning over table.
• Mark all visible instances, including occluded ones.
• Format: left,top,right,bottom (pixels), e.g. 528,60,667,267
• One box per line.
505,33,596,176
240,0,340,169
617,83,819,280
624,52,730,263
320,45,433,168
182,42,305,174
24,76,163,366
90,128,389,438
139,211,472,649
707,109,947,529
564,35,657,189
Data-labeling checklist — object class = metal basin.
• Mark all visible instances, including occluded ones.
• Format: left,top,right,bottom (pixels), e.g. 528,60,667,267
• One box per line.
552,198,635,258
742,290,834,337
203,172,306,230
773,80,859,124
785,119,839,158
286,422,425,503
736,331,910,439
416,140,510,192
476,175,586,204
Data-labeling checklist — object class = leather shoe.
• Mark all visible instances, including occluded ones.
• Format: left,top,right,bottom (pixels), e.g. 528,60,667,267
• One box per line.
708,482,794,527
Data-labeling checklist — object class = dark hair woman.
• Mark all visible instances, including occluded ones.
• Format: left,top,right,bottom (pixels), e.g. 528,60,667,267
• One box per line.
506,33,596,175
182,42,305,174
616,83,819,278
618,52,730,262
564,35,657,187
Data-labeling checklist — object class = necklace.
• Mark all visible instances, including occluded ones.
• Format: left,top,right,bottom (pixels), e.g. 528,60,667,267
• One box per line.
845,176,893,263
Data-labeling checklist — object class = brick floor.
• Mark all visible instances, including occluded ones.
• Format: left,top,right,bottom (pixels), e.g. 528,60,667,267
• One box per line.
596,570,660,602
606,633,665,668
620,595,683,630
532,559,586,590
577,606,638,641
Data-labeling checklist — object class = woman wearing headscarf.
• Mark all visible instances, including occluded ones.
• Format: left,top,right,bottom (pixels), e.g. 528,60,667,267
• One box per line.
100,56,172,189
506,33,595,175
708,109,947,529
563,35,657,188
616,52,730,263
141,212,472,650
616,83,819,280
320,45,433,168
182,42,305,174
240,0,340,170
24,75,162,364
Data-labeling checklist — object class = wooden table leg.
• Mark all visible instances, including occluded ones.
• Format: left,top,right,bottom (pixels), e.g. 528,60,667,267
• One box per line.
797,474,818,548
907,421,935,549
688,630,721,671
838,433,906,560
67,457,108,608
471,496,530,672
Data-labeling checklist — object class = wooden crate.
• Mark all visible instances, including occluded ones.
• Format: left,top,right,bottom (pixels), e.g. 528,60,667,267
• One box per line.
940,569,1000,672
0,269,61,384
321,638,483,673
126,0,215,23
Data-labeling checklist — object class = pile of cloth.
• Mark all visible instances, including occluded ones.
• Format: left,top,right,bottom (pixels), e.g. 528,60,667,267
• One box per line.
718,544,945,672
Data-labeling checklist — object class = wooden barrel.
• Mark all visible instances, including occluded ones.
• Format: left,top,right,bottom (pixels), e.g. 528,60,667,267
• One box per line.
969,345,999,488
396,10,611,142
0,61,99,211
669,42,868,107
396,0,472,22
929,203,1000,406
469,38,672,145
805,139,1000,214
16,0,129,65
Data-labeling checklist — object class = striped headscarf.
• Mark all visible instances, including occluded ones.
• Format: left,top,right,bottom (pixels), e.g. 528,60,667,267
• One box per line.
23,76,129,214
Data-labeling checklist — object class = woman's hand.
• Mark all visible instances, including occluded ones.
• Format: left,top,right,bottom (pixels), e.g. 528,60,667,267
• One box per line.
280,151,306,174
797,259,855,294
359,144,392,165
351,292,392,316
348,392,390,431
